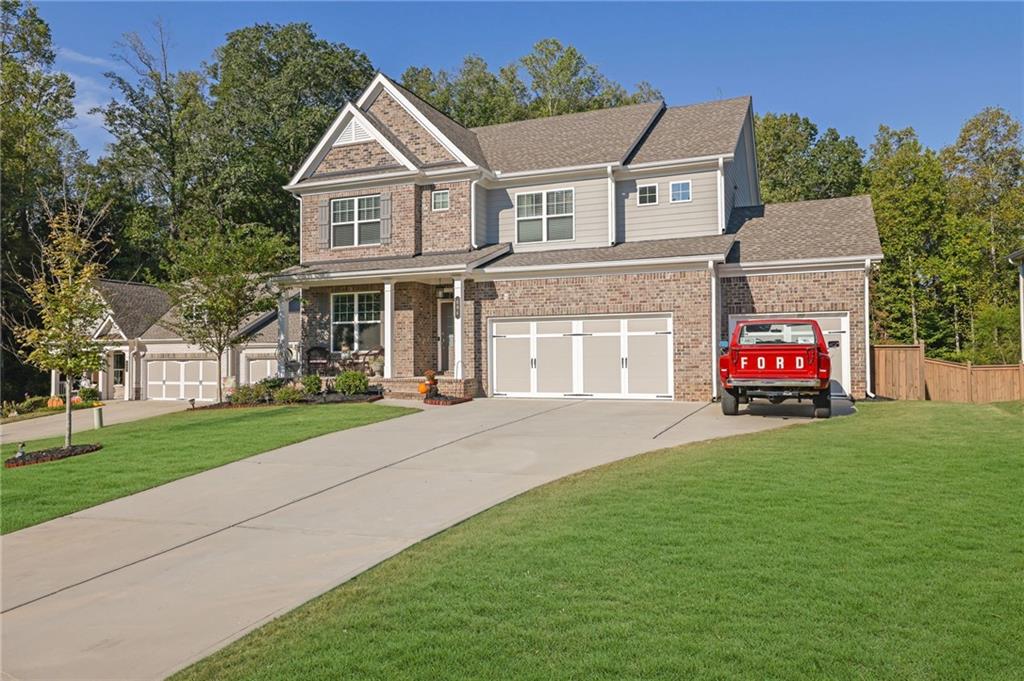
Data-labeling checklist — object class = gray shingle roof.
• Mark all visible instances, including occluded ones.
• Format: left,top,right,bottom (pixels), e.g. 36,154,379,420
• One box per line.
472,103,663,174
727,195,882,263
629,97,751,165
484,234,737,270
96,279,171,338
277,243,511,279
386,78,491,169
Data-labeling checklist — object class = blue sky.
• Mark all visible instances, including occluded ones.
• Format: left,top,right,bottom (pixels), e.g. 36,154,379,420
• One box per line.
42,1,1023,160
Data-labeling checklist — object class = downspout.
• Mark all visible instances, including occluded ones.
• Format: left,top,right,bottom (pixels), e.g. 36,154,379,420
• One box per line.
864,258,875,398
606,165,615,245
716,157,726,234
709,259,719,401
470,179,479,249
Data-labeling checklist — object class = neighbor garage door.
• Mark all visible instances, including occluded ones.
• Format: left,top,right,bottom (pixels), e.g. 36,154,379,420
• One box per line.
146,359,218,401
728,311,851,396
490,315,673,399
245,357,278,384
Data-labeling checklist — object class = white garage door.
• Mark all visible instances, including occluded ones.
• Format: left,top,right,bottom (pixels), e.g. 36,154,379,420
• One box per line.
146,359,219,401
246,358,278,384
727,311,851,396
490,315,673,399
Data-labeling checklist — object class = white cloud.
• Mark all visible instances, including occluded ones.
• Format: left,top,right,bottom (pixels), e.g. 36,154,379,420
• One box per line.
57,47,115,68
65,72,114,158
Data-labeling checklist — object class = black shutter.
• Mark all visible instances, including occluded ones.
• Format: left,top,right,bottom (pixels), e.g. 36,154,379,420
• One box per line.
380,193,392,244
318,200,330,249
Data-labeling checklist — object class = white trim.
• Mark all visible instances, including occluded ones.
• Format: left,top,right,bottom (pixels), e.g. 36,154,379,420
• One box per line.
289,103,416,186
285,169,417,193
431,189,450,212
333,118,372,146
709,260,719,400
669,180,693,204
329,290,383,354
357,74,476,167
716,255,885,276
513,187,575,245
626,153,733,171
636,183,658,206
437,297,452,373
483,253,725,275
329,194,383,248
716,157,725,233
493,162,620,180
606,165,615,246
864,259,875,397
453,278,464,379
383,283,394,378
470,179,479,249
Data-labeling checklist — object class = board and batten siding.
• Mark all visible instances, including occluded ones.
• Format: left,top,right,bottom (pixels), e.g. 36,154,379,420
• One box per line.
616,169,719,241
488,177,610,251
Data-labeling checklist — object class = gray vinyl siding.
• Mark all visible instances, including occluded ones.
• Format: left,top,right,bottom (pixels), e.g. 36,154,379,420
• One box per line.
724,115,757,227
616,169,719,242
489,177,609,251
474,182,489,246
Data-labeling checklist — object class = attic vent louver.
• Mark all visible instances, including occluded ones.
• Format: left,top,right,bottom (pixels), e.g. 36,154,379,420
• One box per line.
334,118,372,146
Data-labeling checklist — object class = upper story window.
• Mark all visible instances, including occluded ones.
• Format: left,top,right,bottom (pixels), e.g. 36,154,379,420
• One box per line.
331,195,381,247
637,184,658,206
516,188,574,243
670,181,692,203
431,189,450,212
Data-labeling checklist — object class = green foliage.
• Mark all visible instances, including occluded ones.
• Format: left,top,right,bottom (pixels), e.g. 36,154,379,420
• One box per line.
229,384,264,405
256,377,286,392
272,385,306,404
78,387,100,402
300,374,322,395
401,39,661,128
335,371,369,396
755,113,864,203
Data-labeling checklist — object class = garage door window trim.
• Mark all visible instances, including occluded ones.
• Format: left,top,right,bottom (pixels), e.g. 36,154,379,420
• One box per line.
514,188,575,244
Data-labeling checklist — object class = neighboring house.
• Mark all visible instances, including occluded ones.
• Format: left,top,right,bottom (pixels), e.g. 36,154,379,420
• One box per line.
51,279,300,401
270,72,881,401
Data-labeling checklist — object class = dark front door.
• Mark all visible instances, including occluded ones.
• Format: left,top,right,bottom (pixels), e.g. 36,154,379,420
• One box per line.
439,301,454,373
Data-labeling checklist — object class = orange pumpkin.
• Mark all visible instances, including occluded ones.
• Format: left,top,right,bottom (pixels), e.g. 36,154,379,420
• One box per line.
417,382,429,395
48,396,64,408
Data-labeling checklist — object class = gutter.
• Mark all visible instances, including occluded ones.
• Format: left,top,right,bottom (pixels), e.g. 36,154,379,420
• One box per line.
482,253,726,275
864,258,875,399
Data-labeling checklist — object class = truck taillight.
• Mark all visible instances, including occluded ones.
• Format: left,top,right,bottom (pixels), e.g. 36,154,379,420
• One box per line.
818,353,831,379
718,355,730,382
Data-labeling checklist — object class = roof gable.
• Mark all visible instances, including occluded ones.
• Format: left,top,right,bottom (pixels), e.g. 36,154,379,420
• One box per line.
628,96,751,165
95,279,172,339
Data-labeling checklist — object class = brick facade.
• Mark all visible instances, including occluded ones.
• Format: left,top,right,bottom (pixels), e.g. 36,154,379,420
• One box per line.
312,141,399,177
366,91,455,166
419,180,472,253
720,269,867,397
463,270,713,401
300,183,420,263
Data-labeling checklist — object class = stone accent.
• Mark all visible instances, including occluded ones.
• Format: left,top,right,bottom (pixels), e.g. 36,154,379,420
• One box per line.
312,141,399,176
300,183,419,263
420,181,472,253
720,269,867,397
372,376,478,400
366,91,455,165
463,270,713,400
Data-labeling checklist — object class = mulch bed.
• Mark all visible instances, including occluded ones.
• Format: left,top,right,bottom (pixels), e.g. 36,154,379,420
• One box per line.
190,394,383,410
423,396,474,406
4,443,103,468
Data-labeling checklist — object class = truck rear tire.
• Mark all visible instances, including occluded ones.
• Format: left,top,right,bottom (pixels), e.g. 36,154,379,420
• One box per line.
721,388,739,416
813,390,831,419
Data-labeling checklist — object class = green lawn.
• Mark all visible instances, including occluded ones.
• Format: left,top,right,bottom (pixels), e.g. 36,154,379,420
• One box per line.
0,403,416,534
174,401,1023,681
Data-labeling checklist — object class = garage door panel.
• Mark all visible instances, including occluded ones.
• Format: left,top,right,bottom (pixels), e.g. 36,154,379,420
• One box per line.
536,336,573,394
582,319,620,334
628,318,670,333
627,334,671,395
163,362,181,382
581,335,622,395
494,337,532,394
183,361,200,382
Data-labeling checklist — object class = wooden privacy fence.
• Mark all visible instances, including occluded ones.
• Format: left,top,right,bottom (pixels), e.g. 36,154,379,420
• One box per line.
872,344,1024,403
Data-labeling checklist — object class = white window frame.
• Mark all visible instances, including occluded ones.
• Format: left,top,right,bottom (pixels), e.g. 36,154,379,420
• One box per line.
669,180,693,203
330,291,383,353
330,194,382,248
514,187,575,244
637,184,659,206
431,189,450,212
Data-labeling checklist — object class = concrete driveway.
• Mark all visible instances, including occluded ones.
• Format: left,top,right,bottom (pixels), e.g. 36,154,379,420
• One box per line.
1,400,187,445
1,398,820,680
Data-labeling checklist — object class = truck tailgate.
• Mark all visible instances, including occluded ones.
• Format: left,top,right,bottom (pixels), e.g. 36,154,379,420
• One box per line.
729,344,818,383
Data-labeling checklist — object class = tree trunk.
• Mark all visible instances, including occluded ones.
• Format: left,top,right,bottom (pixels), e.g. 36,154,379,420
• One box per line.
65,376,72,449
216,352,223,404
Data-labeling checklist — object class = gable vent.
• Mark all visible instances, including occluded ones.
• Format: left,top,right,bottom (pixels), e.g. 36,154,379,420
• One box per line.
334,118,372,146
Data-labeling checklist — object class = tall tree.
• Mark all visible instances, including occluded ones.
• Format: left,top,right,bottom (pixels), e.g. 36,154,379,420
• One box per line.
162,214,293,403
755,113,864,203
0,0,78,400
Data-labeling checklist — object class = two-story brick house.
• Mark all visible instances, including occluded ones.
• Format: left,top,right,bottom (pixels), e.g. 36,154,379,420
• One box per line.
275,73,882,402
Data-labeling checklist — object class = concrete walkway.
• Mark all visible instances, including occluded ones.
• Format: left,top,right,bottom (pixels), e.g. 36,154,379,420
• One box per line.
0,398,825,680
1,400,187,445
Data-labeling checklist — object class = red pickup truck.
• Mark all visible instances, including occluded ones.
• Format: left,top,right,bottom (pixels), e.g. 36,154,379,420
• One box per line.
718,319,832,418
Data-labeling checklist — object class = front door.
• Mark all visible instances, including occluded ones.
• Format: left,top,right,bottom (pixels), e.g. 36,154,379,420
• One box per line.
438,301,455,374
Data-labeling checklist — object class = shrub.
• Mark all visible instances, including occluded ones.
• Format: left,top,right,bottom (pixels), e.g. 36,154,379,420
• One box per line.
301,374,323,394
17,396,50,413
257,377,286,392
336,370,369,396
78,387,100,402
230,385,264,405
273,385,307,404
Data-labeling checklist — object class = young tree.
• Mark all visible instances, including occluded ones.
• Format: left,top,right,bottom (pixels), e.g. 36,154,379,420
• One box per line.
7,208,109,448
162,215,293,403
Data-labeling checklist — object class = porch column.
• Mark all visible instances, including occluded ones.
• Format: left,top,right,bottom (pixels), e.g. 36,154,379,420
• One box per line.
98,361,107,400
383,281,394,379
276,291,290,379
50,369,59,396
453,278,464,379
124,346,132,400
